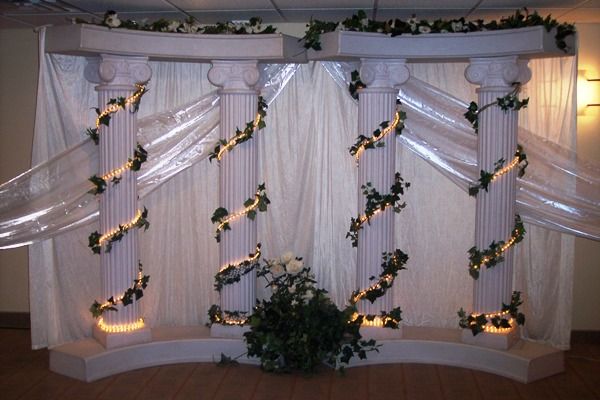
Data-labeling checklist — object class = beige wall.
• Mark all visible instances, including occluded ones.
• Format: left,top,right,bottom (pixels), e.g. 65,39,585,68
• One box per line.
0,29,37,312
0,25,598,329
572,24,600,331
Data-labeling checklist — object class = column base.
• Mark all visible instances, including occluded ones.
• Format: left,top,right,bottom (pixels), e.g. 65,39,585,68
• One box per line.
210,323,251,339
360,326,403,341
93,324,152,349
461,327,520,350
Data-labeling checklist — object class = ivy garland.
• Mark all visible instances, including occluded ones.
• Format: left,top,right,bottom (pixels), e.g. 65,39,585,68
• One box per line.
208,305,249,326
469,145,528,196
86,84,147,145
349,250,409,329
90,262,150,318
348,70,367,100
464,83,529,134
209,97,268,162
88,207,150,254
214,244,262,292
79,11,277,35
211,183,270,243
89,144,148,195
346,70,406,163
302,9,575,53
468,215,526,280
346,173,410,247
458,291,526,336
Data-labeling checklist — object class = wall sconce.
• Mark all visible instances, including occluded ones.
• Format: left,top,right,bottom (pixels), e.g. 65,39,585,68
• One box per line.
577,70,600,115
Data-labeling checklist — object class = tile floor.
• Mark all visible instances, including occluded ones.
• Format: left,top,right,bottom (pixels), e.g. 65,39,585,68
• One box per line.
1,328,599,400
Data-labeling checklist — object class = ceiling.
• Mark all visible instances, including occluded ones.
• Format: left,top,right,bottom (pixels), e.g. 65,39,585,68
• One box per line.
1,0,600,30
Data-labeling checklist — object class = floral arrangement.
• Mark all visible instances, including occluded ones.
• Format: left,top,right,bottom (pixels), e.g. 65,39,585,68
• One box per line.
302,9,575,52
83,11,277,35
244,252,377,373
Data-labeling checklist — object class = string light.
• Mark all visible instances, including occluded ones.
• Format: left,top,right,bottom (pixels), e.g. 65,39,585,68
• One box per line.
97,270,143,311
219,244,262,274
210,313,248,326
99,209,143,244
102,160,134,181
216,189,262,234
354,111,401,163
490,155,520,182
217,112,262,161
470,226,522,273
97,317,145,333
351,273,394,304
95,84,146,130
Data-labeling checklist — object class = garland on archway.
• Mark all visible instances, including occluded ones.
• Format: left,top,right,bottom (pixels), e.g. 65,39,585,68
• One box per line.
209,97,270,326
81,11,277,35
85,85,151,321
302,9,575,53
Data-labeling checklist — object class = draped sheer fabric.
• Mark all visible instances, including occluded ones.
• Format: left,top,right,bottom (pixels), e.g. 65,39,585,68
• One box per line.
11,29,591,348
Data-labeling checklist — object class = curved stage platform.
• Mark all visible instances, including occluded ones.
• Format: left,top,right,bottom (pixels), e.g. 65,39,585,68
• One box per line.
50,326,563,383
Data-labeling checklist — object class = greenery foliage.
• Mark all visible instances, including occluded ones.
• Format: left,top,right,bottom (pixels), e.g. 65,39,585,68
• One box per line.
469,145,528,196
458,291,526,335
214,244,262,292
88,207,150,254
83,11,277,35
467,215,525,279
90,264,150,318
303,9,575,53
244,254,378,373
347,173,410,247
211,184,270,242
209,97,268,162
464,83,529,134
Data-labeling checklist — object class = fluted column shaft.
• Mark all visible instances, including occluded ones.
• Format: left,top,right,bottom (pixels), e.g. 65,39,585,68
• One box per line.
85,55,152,328
356,59,409,316
208,60,260,315
465,56,531,314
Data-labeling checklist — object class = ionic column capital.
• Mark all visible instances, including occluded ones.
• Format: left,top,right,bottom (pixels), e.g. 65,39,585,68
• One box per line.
465,56,531,89
208,60,260,91
84,54,152,89
359,58,409,89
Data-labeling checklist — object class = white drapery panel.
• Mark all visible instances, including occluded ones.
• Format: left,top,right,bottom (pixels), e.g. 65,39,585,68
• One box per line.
25,35,581,348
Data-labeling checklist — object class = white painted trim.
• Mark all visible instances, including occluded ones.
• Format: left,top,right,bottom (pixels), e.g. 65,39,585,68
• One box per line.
44,24,307,63
308,27,575,61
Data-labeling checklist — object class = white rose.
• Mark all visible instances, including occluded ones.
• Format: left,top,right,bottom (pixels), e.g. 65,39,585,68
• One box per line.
105,14,121,28
167,21,180,32
286,259,304,274
288,284,296,294
451,21,463,32
181,21,202,33
270,263,285,277
303,289,314,302
418,26,431,34
280,251,294,264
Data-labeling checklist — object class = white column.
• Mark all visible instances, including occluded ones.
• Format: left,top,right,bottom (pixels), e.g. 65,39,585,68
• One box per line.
208,61,259,322
465,56,531,314
356,59,409,317
85,54,152,348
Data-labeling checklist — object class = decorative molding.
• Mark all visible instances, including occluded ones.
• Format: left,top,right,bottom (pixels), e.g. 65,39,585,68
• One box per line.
359,59,409,89
84,54,152,87
465,56,531,88
208,60,260,91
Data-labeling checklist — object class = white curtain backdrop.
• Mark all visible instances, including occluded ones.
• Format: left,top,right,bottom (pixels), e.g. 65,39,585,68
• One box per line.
29,43,577,349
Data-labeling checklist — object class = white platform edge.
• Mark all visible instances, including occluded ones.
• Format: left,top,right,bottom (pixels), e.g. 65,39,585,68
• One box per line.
49,325,563,383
